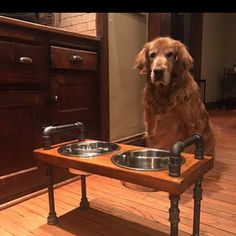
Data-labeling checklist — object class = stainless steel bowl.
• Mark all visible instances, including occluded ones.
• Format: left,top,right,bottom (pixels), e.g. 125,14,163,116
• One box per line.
58,140,120,158
111,149,185,171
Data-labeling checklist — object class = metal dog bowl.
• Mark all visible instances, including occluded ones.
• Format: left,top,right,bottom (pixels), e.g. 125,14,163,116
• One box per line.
58,140,120,158
111,149,185,171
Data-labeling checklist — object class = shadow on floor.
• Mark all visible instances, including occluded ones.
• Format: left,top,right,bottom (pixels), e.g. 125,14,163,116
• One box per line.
38,207,176,236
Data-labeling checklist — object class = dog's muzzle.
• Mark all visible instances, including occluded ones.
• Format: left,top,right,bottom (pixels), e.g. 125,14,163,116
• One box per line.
154,69,164,81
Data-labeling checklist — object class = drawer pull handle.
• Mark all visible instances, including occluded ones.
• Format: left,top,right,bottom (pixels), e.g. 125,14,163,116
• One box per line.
19,57,33,65
51,95,59,103
70,55,83,63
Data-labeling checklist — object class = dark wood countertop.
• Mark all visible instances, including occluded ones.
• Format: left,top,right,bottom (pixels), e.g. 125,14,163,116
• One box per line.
0,16,100,42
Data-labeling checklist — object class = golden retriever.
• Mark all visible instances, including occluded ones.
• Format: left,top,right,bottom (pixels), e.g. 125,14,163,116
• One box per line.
135,36,215,156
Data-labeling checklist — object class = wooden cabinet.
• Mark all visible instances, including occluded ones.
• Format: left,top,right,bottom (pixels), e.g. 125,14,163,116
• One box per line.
0,91,44,174
0,17,101,204
0,41,47,89
50,46,97,71
50,46,99,142
0,91,47,202
50,73,99,141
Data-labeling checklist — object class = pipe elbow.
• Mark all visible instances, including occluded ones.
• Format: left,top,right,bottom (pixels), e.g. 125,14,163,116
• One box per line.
171,141,185,157
75,122,84,129
194,133,203,145
43,126,55,136
194,133,204,160
75,122,85,140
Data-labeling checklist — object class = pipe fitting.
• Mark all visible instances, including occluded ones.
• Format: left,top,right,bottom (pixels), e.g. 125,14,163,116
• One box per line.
169,134,204,177
42,121,85,150
75,122,85,141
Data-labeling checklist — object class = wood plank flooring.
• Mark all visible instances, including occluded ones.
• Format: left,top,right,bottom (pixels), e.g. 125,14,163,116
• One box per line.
0,109,236,236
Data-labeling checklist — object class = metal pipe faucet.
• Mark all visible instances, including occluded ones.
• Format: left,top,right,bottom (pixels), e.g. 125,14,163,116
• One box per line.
42,121,85,150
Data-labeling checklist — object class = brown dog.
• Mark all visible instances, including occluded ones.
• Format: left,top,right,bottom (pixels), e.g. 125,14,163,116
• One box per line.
135,37,215,156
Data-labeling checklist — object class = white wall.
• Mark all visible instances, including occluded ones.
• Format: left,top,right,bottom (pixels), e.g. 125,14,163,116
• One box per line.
108,13,147,141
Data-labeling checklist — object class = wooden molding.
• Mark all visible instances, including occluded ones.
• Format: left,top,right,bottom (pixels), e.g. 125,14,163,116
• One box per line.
205,101,219,110
113,132,146,146
96,13,110,141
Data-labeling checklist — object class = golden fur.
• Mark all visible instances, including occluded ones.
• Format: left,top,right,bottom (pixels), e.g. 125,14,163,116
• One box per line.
135,37,215,156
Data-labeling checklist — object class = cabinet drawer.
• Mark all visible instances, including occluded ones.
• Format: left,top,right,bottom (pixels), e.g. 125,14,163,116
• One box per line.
0,41,47,89
51,46,97,71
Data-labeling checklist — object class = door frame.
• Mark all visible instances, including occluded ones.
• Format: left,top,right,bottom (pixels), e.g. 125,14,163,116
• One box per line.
96,13,110,141
148,13,203,81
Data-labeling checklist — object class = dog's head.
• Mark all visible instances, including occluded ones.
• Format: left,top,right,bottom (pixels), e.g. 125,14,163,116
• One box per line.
135,37,194,86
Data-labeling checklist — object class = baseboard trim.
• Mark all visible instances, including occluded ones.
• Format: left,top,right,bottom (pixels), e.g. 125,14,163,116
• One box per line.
205,101,219,110
113,132,146,146
0,175,81,211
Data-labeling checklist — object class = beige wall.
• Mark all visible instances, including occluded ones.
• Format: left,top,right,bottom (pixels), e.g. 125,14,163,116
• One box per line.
108,13,147,141
201,13,227,103
224,13,236,68
201,13,236,103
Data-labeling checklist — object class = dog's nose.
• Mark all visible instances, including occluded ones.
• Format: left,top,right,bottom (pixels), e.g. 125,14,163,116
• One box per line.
154,69,164,80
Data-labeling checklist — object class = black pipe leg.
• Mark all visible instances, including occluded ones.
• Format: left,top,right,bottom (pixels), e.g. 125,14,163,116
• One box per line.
79,175,90,210
192,178,203,236
46,165,58,224
169,194,180,236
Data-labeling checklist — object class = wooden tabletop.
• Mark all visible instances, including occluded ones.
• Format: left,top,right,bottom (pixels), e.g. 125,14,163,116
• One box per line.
34,140,214,195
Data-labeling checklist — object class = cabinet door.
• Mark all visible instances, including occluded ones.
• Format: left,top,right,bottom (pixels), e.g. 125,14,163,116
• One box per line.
0,91,45,203
50,72,99,142
0,91,73,204
0,91,44,173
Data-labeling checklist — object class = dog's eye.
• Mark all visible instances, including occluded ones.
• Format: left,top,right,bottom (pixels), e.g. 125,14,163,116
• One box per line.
149,52,156,59
166,52,174,59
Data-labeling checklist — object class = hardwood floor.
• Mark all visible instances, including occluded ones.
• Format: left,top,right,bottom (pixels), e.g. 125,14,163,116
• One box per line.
0,109,236,236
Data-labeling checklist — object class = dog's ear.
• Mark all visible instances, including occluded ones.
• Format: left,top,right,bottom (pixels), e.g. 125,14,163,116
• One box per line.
174,41,194,73
134,43,150,75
